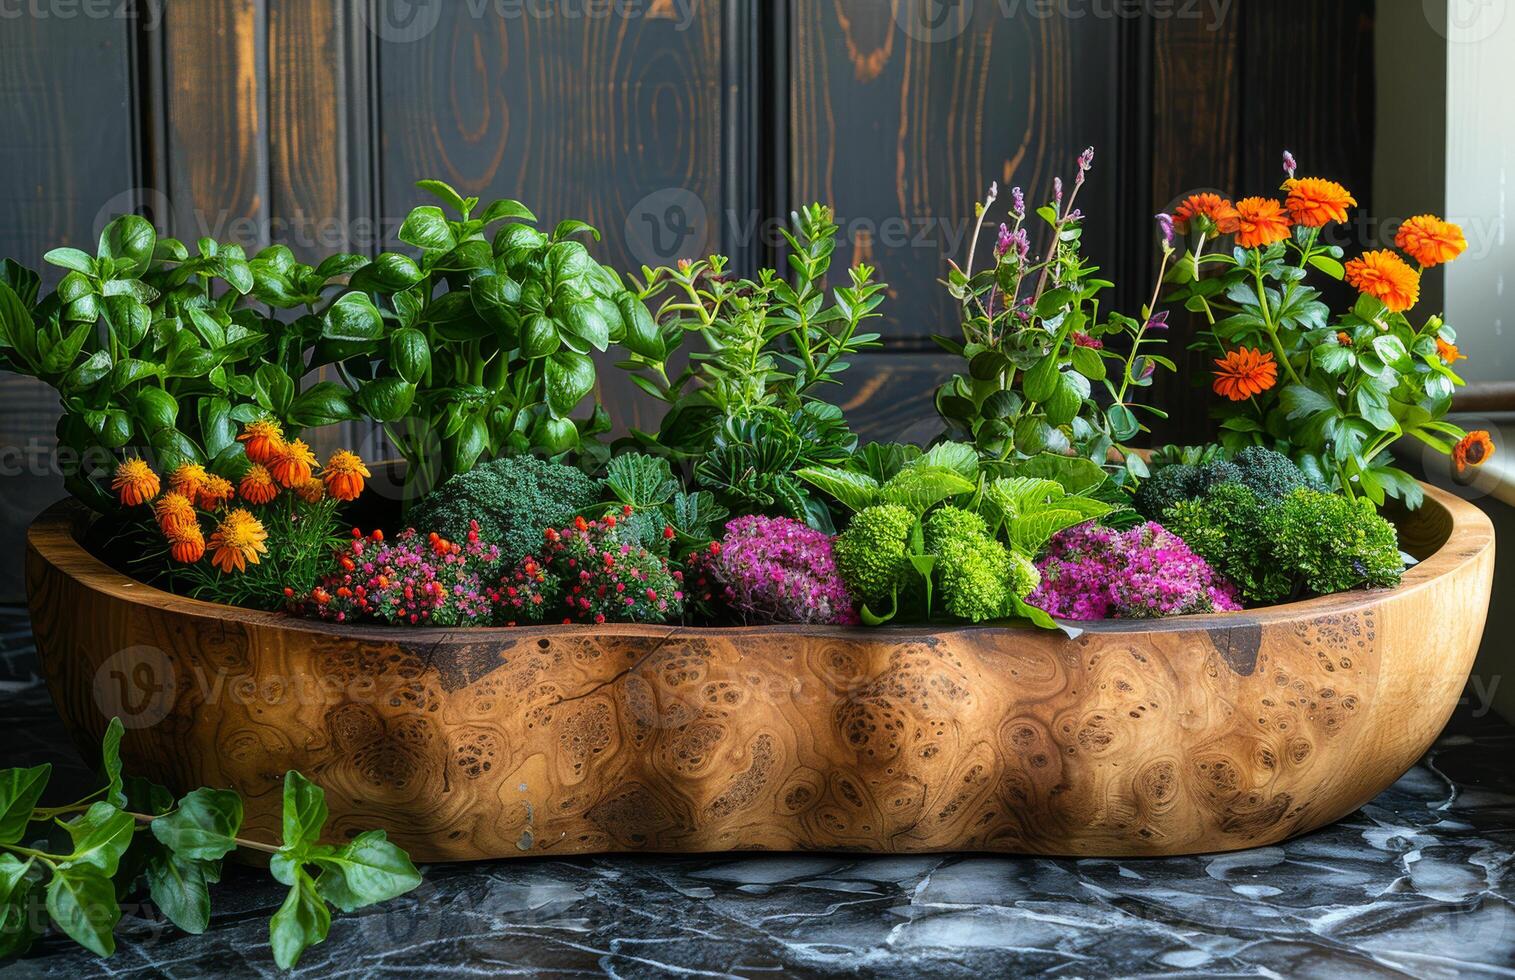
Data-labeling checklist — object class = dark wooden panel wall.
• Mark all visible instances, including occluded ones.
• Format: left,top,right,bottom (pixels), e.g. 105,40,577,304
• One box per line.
0,0,1376,597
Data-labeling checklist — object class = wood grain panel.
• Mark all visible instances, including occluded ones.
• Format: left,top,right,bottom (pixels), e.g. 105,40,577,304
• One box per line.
376,1,727,272
0,9,139,598
268,0,352,263
26,483,1495,861
1146,4,1241,444
789,1,1124,342
162,0,269,249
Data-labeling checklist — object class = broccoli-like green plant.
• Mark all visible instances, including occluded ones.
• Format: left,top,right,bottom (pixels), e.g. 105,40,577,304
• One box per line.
1270,488,1404,595
1161,484,1290,603
1164,483,1403,604
1135,447,1318,520
408,455,601,565
922,507,1037,622
833,504,915,605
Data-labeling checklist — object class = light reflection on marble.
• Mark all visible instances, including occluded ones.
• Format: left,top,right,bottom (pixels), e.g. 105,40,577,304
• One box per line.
1,609,1510,978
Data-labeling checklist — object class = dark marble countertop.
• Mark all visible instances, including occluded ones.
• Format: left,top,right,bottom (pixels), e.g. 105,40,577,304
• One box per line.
1,608,1511,978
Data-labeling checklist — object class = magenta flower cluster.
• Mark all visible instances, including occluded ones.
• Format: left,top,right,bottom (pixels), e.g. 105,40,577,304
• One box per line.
298,523,503,627
705,515,858,626
1030,522,1241,620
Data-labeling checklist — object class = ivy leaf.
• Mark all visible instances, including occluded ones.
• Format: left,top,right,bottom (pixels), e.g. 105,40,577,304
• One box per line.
151,788,244,862
0,855,39,958
145,848,217,935
46,865,120,957
311,830,422,913
269,870,330,970
0,764,51,844
794,466,880,514
280,771,328,861
60,802,135,877
100,717,126,808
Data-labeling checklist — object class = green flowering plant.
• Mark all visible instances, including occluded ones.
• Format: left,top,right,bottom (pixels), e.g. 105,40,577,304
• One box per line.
620,205,885,530
1161,153,1479,508
325,179,658,500
0,720,420,969
0,221,365,512
935,149,1175,480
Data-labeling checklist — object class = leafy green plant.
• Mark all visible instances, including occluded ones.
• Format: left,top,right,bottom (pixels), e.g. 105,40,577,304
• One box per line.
1161,164,1475,507
0,223,366,512
620,205,885,530
0,720,420,969
821,444,1114,627
598,452,728,554
934,152,1174,478
324,180,653,499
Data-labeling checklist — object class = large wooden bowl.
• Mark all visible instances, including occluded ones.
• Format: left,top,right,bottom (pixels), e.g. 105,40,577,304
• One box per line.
25,483,1494,861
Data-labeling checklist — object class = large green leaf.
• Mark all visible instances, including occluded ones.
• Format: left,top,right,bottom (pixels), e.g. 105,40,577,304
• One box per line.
543,350,595,418
311,830,422,913
794,466,881,514
46,865,120,957
269,870,330,970
145,849,216,935
0,764,50,844
151,788,243,862
880,465,975,515
60,802,135,877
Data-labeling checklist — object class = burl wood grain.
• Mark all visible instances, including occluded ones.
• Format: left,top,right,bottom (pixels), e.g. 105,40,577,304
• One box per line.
25,483,1493,862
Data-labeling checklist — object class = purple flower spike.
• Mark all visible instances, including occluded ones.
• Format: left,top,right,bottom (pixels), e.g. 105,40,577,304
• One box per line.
1011,186,1026,218
1156,212,1175,247
1054,177,1064,204
1282,150,1297,179
995,222,1013,258
1145,310,1170,332
1078,146,1095,171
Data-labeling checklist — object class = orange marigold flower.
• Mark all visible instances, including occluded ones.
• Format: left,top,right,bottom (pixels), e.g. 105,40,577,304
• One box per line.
1172,193,1240,235
322,450,370,502
237,418,286,466
111,459,160,507
1436,337,1466,363
153,492,198,535
1283,177,1356,228
1396,214,1467,268
1345,249,1421,313
239,463,280,505
165,521,205,564
295,477,326,504
268,439,317,489
168,463,210,503
1453,431,1496,472
1233,197,1293,249
208,509,268,574
198,474,234,510
1212,347,1279,401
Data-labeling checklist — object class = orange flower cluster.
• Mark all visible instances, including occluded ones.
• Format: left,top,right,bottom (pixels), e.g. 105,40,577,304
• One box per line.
1212,347,1279,401
108,418,370,574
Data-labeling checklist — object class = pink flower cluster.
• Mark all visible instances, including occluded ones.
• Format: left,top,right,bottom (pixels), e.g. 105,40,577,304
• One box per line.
505,508,684,625
703,515,857,626
1030,522,1241,621
296,522,503,626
